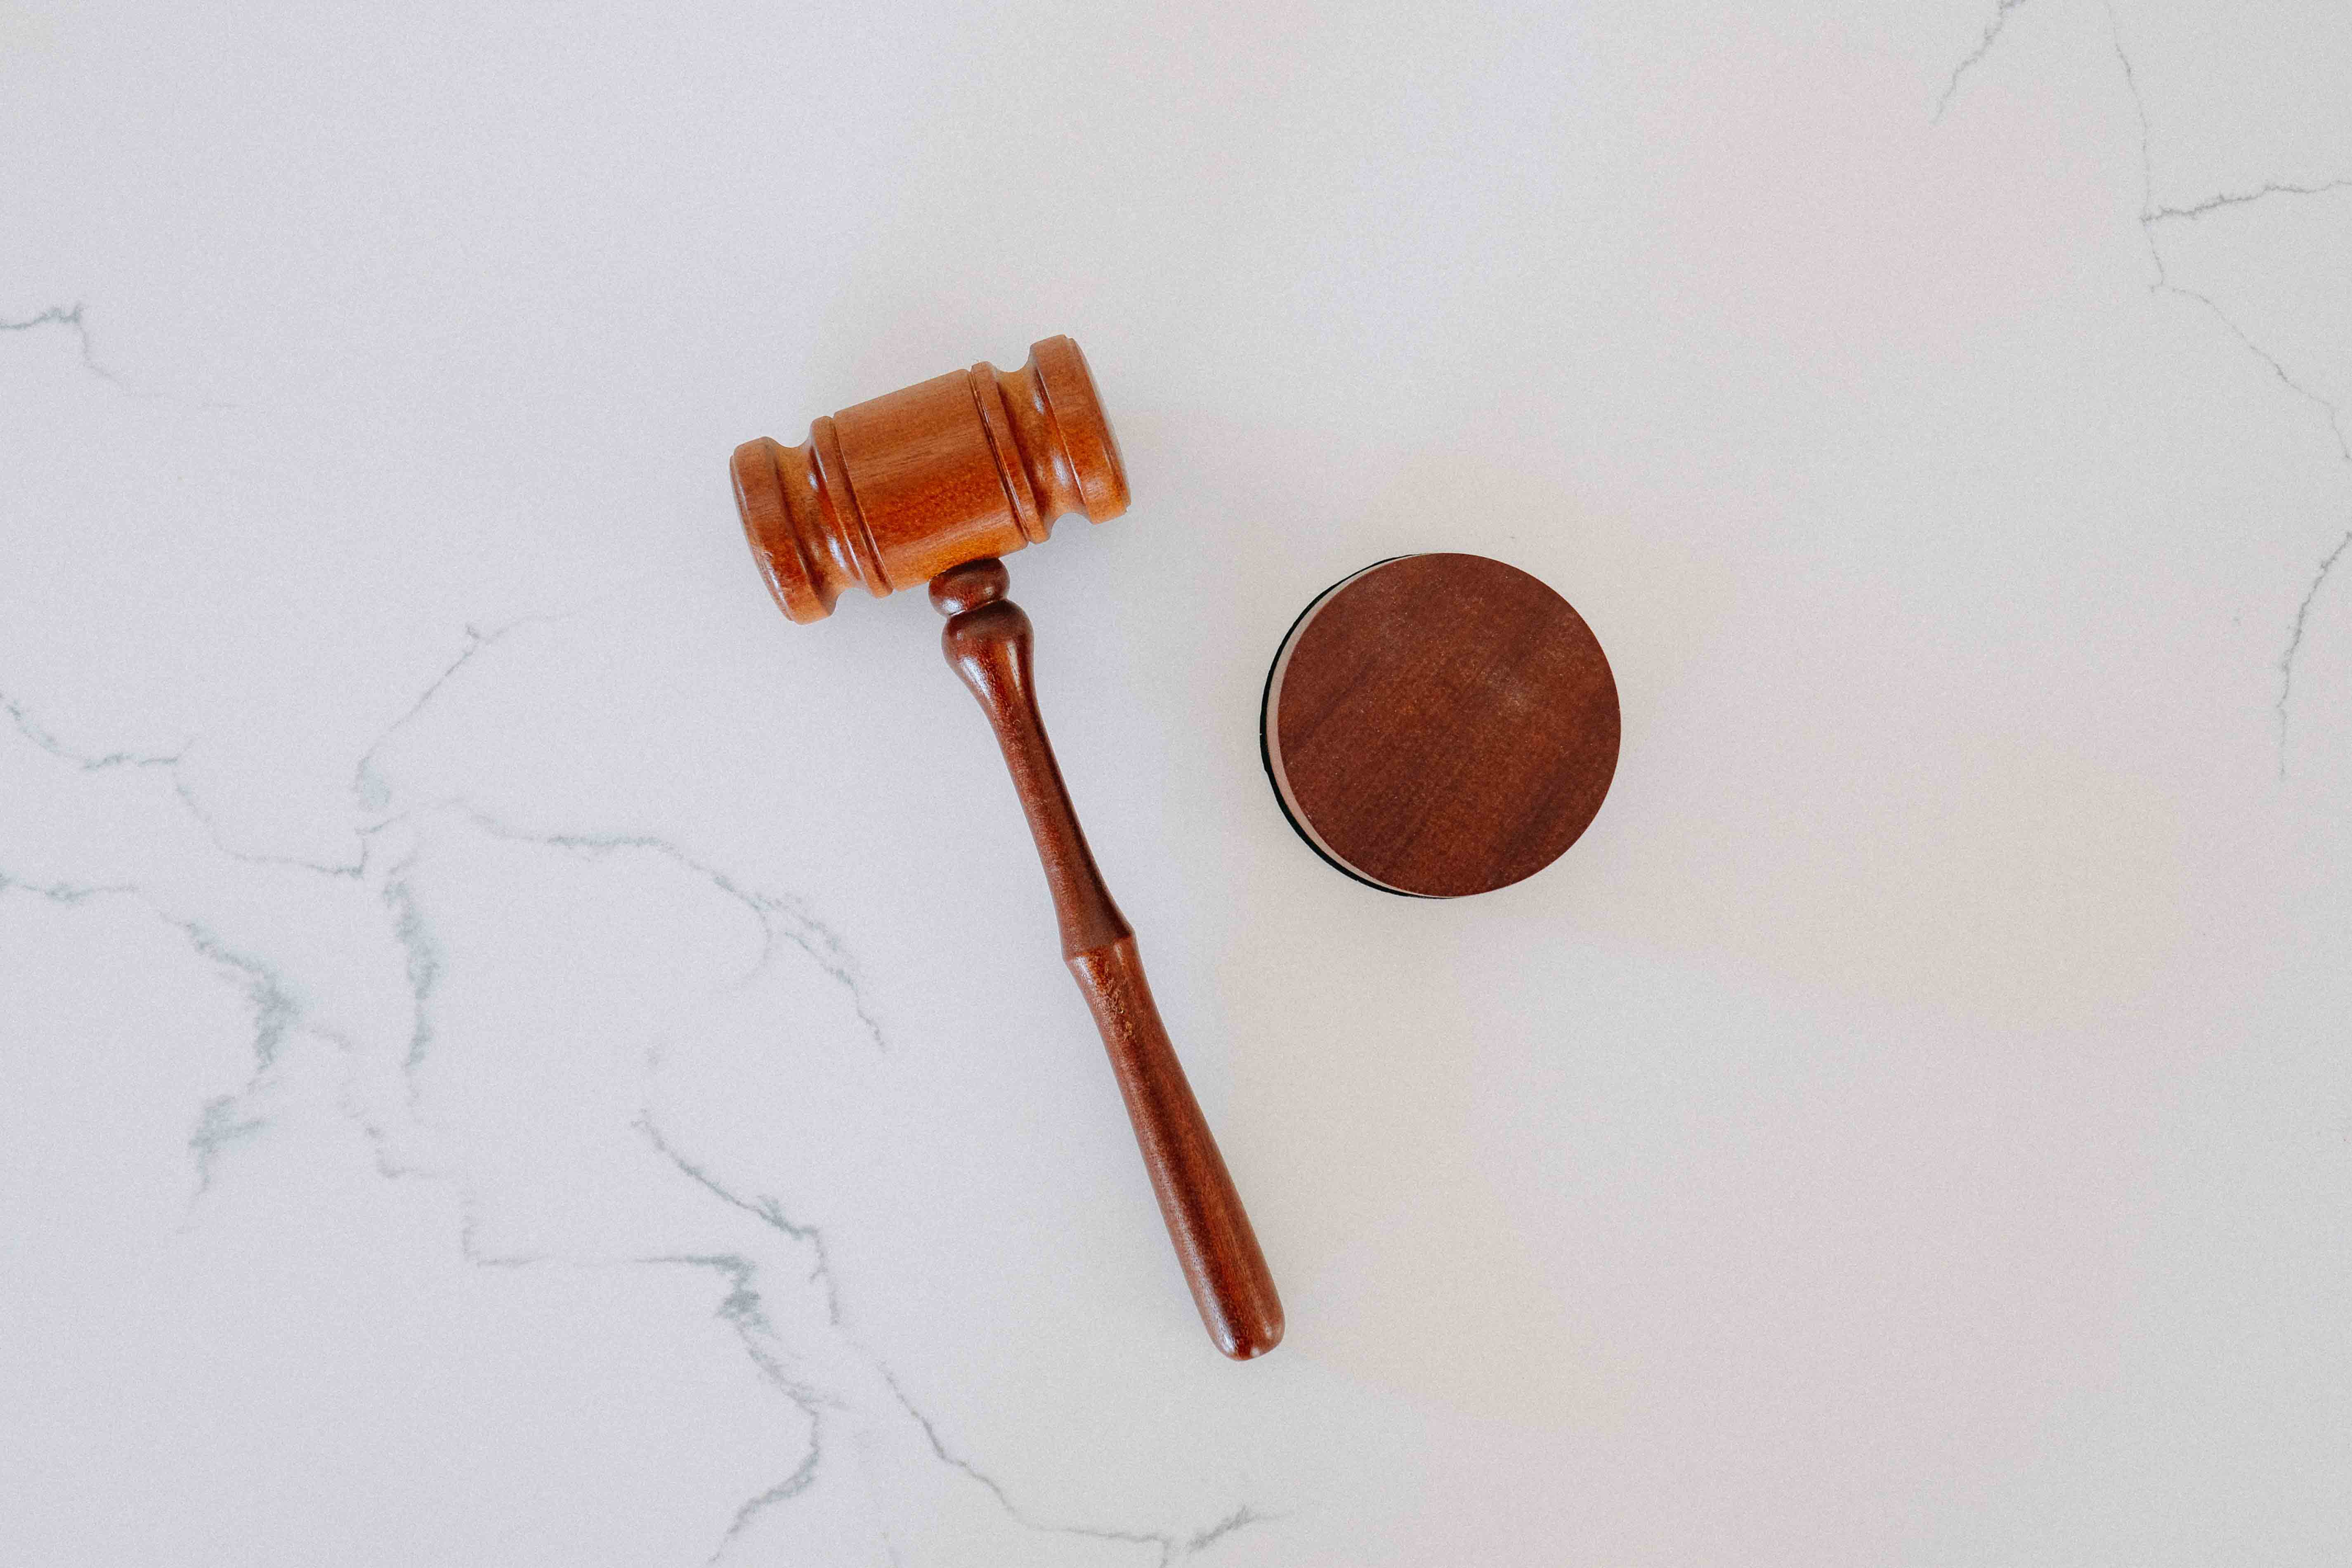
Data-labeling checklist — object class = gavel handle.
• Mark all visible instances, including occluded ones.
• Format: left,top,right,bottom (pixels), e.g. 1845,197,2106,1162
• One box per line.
931,559,1283,1360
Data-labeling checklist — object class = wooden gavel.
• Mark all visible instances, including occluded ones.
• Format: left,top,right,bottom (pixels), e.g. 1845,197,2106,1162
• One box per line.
731,336,1283,1358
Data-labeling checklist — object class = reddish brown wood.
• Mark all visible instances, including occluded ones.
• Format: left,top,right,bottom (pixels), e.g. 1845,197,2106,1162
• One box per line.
732,340,1278,1357
1263,553,1620,898
731,335,1128,623
933,558,1284,1360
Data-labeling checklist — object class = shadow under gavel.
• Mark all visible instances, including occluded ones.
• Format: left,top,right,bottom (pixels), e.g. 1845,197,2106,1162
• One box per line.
731,336,1283,1359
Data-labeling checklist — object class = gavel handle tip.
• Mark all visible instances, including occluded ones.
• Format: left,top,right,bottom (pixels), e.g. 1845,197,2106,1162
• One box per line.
1070,937,1284,1361
1217,1313,1286,1361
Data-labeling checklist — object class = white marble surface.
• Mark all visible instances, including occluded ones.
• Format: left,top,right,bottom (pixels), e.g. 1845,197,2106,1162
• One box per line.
5,2,2350,1562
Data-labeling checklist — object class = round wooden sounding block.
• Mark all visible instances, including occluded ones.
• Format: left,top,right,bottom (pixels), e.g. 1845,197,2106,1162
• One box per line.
1261,553,1620,898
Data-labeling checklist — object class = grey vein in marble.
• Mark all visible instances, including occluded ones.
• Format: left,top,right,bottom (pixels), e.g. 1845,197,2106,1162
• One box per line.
1183,1507,1272,1557
452,1193,550,1270
174,775,371,881
464,808,887,1051
638,1112,843,1323
0,704,308,1197
2278,529,2352,775
8,676,361,881
189,1094,270,1195
353,616,569,814
638,1250,831,1562
883,1367,1266,1567
1933,0,2029,123
0,301,129,388
2105,11,2349,464
163,918,314,1200
711,1445,821,1563
378,860,443,1074
2147,178,2352,226
2098,5,2352,774
173,918,301,1074
2,689,184,772
632,1115,852,1556
0,870,138,906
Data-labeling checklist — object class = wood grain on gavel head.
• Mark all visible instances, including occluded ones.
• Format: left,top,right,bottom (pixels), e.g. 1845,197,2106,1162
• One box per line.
731,335,1129,623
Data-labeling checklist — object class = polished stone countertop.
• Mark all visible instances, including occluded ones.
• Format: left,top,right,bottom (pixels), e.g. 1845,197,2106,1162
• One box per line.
5,2,2348,1562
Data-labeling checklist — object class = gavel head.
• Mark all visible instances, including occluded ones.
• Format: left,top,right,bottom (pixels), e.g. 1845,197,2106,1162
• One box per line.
731,335,1129,623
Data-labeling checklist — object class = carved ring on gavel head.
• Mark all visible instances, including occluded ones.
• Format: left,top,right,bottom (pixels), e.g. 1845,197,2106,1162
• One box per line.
729,338,1284,1360
731,335,1130,623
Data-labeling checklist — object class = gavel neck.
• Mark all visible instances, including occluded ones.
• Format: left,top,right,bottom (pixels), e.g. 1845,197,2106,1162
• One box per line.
935,560,1134,959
